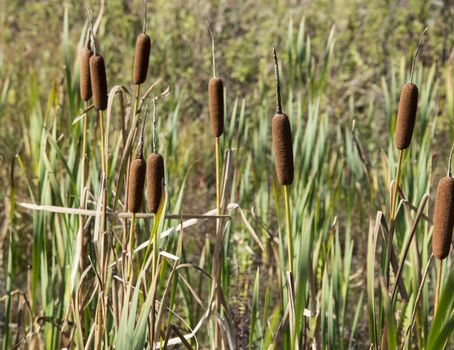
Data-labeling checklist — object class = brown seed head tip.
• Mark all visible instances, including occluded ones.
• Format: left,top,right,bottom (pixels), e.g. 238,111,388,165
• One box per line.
395,83,418,150
432,177,454,260
272,113,294,185
89,54,108,111
133,33,151,85
127,158,146,213
80,46,93,101
146,153,165,214
208,77,224,137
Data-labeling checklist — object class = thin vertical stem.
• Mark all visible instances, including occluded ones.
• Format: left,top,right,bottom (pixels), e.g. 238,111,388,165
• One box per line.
391,150,404,220
127,213,136,280
409,27,428,84
214,136,222,348
207,18,216,77
215,137,221,215
434,259,442,317
99,110,106,176
142,0,148,34
152,214,158,277
273,47,282,114
283,185,293,273
125,85,141,210
385,149,404,289
80,103,88,272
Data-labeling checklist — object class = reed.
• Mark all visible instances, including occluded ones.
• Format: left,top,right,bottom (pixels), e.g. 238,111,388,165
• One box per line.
272,48,294,273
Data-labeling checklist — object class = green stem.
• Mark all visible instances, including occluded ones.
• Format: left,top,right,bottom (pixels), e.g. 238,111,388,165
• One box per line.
99,109,106,176
391,150,404,220
127,213,136,280
283,185,293,273
434,259,442,317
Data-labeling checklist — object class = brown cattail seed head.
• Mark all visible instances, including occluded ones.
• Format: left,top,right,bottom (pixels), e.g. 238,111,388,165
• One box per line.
432,177,454,260
147,153,165,214
133,33,151,85
127,157,146,213
208,77,224,137
79,46,93,101
89,54,108,111
272,113,294,185
395,83,418,150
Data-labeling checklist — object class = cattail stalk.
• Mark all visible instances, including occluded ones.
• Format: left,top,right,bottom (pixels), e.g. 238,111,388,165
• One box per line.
434,260,442,316
124,85,141,227
99,110,106,175
386,30,426,289
127,213,136,279
207,18,224,348
273,47,294,273
283,185,293,273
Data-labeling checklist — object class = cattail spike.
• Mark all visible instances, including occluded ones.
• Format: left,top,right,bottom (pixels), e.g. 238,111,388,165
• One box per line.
273,47,282,114
89,54,108,111
133,33,151,85
208,77,224,137
395,83,418,150
432,176,454,260
79,46,93,101
147,153,165,214
127,157,146,213
272,113,294,185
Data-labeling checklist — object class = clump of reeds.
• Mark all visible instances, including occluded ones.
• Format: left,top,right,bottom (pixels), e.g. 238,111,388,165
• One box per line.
89,54,108,111
80,45,93,101
133,33,151,85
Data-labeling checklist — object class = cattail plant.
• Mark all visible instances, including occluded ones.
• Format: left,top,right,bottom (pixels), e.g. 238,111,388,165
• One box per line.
206,19,224,347
126,135,146,278
432,145,454,315
125,1,150,221
146,97,165,276
78,9,94,273
381,29,427,348
390,28,427,220
207,20,224,214
272,48,294,274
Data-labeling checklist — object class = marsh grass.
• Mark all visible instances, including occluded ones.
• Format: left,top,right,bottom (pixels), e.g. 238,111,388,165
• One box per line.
1,4,453,350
